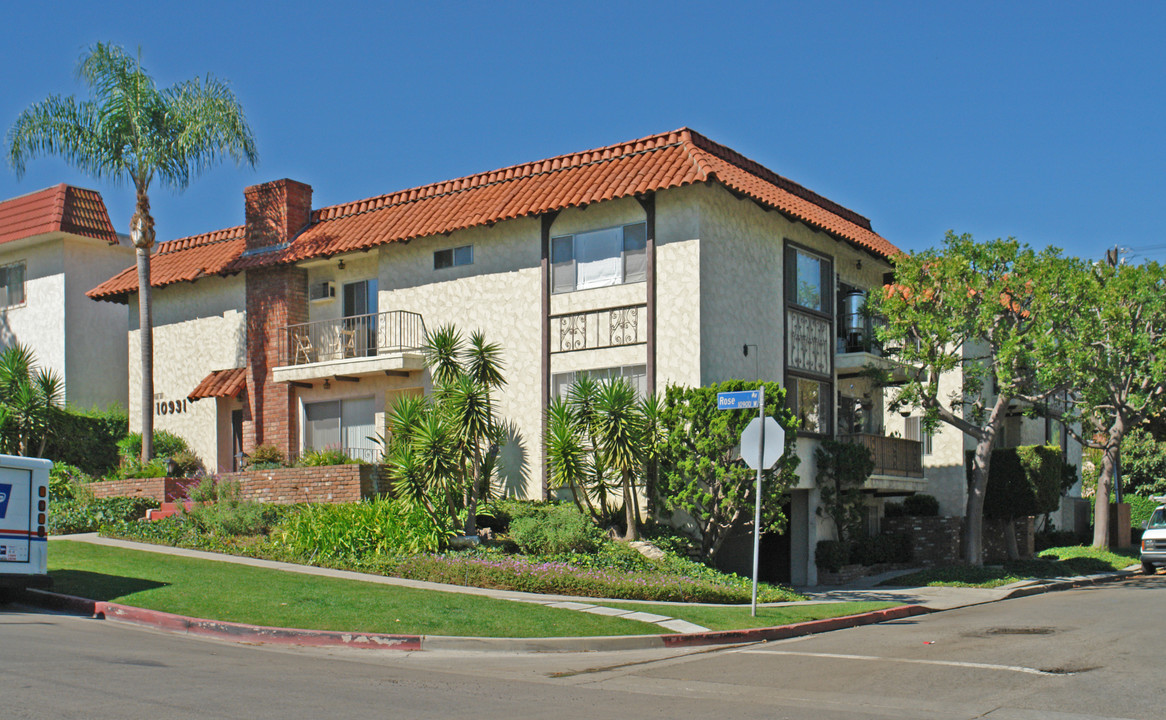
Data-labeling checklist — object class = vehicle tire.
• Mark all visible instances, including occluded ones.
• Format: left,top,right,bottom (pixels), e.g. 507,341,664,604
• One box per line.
1142,560,1157,575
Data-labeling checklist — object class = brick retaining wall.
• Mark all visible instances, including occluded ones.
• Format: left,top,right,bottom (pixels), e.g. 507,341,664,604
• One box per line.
89,477,189,503
87,465,380,505
882,516,963,567
221,464,379,504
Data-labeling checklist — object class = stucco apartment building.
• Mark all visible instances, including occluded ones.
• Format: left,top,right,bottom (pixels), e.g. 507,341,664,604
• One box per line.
90,128,929,584
0,184,133,409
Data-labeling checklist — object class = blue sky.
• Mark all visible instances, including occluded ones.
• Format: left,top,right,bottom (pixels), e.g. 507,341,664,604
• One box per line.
2,1,1164,262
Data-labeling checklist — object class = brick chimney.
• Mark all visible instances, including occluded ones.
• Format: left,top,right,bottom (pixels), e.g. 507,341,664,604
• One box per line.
244,179,312,253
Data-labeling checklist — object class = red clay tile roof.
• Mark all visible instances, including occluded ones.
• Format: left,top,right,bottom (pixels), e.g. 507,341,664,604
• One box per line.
89,226,245,301
188,367,247,400
0,184,118,246
89,128,899,302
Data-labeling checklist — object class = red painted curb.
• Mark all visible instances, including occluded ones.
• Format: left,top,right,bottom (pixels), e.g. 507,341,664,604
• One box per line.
26,589,422,651
659,604,930,648
22,588,926,652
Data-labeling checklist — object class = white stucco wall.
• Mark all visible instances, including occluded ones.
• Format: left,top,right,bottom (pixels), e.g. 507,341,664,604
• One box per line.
379,217,544,498
0,237,67,398
63,236,134,409
127,275,247,470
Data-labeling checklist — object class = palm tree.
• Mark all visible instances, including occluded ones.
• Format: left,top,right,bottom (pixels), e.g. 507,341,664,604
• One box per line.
592,379,644,540
0,344,64,456
7,42,257,463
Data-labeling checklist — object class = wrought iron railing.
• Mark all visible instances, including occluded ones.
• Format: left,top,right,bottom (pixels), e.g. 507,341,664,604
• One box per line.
285,310,425,366
840,432,924,478
549,303,646,354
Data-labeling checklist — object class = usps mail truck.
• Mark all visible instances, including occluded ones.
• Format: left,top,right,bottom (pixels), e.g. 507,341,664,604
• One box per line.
0,455,52,601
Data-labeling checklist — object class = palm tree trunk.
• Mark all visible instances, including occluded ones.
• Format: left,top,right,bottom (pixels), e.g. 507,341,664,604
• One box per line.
131,191,156,465
465,443,481,537
137,245,154,463
622,470,638,541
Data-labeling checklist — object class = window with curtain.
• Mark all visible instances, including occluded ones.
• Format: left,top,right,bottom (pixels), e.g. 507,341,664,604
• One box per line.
303,397,379,461
551,222,647,293
0,262,25,307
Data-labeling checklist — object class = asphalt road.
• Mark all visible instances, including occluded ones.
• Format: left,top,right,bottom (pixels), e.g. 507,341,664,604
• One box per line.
3,575,1161,720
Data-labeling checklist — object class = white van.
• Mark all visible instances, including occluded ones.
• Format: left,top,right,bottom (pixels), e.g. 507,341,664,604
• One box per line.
1140,496,1166,575
0,455,53,601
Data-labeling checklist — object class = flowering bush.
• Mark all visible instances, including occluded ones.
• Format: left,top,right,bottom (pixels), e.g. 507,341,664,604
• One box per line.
354,550,801,603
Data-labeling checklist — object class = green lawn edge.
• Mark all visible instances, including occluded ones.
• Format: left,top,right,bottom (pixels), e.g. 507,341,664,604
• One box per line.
45,540,661,638
880,545,1139,588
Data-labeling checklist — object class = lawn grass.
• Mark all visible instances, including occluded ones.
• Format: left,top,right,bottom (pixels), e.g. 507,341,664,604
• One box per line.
601,600,900,631
45,540,661,637
882,545,1139,588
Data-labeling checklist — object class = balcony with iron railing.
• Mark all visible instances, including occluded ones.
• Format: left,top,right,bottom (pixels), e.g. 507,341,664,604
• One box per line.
272,310,427,384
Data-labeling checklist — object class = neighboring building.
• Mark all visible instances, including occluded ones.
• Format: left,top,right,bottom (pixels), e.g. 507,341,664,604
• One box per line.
89,128,918,584
0,184,133,409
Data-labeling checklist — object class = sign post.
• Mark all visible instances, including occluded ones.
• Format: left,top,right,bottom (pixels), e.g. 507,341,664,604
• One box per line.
716,387,784,617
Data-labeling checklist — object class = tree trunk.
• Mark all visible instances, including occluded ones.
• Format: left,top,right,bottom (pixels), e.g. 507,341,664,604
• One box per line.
465,444,481,537
1004,517,1020,560
622,470,638,540
963,395,1008,565
1092,425,1123,548
131,194,156,466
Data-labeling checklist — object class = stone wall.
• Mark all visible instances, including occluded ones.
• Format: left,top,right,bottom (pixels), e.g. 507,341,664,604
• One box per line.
882,516,963,567
89,477,189,503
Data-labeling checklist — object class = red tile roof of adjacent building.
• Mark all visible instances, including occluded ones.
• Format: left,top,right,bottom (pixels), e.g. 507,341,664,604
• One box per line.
0,184,119,246
89,128,900,302
188,367,247,400
91,226,245,301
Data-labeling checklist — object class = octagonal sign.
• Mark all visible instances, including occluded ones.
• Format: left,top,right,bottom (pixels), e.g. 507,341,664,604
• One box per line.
740,416,785,470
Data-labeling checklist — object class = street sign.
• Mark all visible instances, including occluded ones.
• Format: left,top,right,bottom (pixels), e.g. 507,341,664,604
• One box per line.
740,416,785,469
717,390,760,410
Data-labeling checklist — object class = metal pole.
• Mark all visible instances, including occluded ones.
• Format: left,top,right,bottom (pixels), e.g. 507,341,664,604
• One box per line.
751,385,764,617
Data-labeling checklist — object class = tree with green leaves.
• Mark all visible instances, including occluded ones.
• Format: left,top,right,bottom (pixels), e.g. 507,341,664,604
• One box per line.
657,380,799,563
7,42,257,463
872,232,1065,565
815,439,874,544
1036,259,1166,547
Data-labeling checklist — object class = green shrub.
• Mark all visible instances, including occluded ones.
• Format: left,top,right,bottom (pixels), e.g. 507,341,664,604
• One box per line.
816,540,850,572
1128,494,1159,529
119,457,169,479
169,449,204,477
248,444,286,469
118,430,191,461
43,406,128,476
903,494,940,517
49,461,93,502
274,498,455,558
50,496,160,534
297,447,360,466
509,504,603,555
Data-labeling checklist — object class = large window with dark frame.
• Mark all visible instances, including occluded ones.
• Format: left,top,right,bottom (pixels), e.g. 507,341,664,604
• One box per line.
551,222,646,293
783,242,834,436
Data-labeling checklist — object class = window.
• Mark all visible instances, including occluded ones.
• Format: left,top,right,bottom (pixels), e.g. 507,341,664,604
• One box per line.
905,416,933,456
0,262,25,307
785,247,832,314
791,377,830,435
838,394,874,435
303,397,379,461
784,242,833,435
552,364,647,400
434,244,473,270
551,222,646,293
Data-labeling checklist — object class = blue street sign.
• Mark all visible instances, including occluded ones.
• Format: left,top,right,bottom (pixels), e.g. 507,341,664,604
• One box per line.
717,390,761,410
